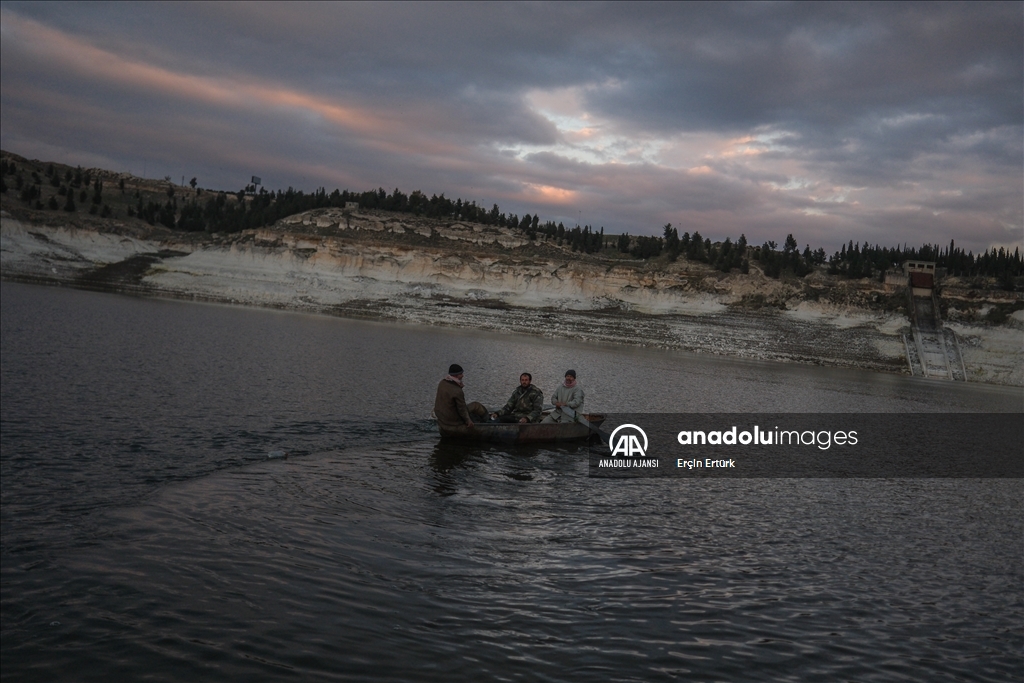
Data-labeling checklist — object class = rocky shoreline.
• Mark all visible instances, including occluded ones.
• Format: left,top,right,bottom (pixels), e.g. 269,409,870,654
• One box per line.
2,209,1021,386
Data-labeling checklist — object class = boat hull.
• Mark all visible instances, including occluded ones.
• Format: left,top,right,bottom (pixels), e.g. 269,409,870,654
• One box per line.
437,415,605,444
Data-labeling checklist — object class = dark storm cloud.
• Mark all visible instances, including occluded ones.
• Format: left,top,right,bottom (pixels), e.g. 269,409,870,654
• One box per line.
0,2,1020,252
585,3,1022,129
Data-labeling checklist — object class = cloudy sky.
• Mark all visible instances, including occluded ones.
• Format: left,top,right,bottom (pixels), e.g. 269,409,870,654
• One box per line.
1,2,1021,252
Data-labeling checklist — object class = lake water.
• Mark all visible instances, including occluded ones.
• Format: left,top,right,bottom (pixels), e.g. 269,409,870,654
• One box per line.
1,281,1021,682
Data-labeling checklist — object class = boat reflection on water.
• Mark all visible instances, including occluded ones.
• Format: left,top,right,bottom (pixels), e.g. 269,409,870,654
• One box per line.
429,439,482,477
428,437,593,497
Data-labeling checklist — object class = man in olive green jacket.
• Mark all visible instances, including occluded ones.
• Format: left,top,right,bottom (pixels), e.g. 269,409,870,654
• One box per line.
491,373,544,423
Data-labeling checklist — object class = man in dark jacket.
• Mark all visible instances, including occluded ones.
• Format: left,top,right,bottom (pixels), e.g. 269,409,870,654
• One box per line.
491,373,544,423
434,364,474,428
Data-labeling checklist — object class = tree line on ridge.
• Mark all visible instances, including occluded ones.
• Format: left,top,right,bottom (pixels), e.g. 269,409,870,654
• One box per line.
1,159,1020,286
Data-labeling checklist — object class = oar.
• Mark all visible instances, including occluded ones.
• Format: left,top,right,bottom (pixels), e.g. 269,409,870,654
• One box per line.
558,405,609,445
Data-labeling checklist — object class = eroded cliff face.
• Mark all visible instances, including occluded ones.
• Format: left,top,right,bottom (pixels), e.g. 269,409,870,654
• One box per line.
128,209,868,315
155,233,722,313
3,208,1020,385
0,207,889,312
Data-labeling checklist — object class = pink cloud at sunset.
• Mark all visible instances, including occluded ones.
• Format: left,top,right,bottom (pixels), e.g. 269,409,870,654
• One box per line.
1,3,1019,253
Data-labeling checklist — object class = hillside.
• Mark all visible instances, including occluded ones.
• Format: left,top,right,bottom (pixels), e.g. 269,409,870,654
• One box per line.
2,151,1021,385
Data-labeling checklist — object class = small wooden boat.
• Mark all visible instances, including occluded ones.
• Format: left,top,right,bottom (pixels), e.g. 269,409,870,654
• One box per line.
437,414,605,444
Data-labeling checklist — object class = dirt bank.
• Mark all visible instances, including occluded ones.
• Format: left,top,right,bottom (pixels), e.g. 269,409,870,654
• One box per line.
2,205,1020,385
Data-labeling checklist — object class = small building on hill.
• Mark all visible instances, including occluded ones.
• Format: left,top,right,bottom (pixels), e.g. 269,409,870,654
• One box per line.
904,260,936,275
905,261,937,296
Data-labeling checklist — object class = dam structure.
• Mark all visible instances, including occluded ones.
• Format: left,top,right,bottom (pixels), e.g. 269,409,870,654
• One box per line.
901,261,967,380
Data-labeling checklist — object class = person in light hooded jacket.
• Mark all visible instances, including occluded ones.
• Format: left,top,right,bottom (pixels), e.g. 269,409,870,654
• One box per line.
541,370,584,423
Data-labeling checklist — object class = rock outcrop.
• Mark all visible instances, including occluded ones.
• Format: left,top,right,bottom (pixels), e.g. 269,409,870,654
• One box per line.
3,208,1020,385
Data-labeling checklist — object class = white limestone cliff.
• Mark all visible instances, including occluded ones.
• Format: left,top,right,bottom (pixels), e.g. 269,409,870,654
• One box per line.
3,210,1019,385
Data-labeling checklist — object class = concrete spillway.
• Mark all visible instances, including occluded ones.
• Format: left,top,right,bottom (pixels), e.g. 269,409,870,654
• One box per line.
908,294,967,381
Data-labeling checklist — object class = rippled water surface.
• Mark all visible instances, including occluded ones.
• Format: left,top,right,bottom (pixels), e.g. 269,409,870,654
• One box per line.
2,282,1021,681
